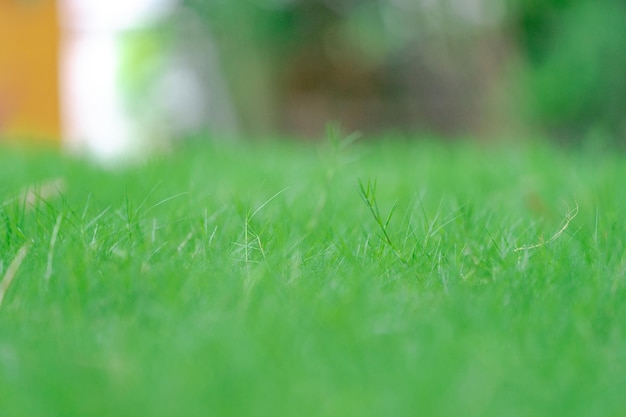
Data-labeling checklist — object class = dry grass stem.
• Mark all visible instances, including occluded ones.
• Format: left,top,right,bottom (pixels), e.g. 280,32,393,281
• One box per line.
515,203,579,252
22,178,66,209
0,242,31,307
45,213,64,281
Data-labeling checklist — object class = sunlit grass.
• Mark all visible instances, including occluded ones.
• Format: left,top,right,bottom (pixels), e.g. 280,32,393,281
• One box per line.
1,137,625,416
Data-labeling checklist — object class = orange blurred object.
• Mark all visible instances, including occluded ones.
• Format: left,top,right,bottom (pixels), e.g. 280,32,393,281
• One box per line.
0,0,61,141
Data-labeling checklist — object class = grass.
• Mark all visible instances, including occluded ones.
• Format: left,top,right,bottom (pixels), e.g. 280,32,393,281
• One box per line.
0,136,625,416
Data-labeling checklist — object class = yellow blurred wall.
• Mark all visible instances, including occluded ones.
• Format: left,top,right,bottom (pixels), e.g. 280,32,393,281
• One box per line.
0,0,60,141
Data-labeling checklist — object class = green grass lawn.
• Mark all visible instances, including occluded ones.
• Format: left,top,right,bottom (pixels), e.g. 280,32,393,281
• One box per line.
1,137,625,416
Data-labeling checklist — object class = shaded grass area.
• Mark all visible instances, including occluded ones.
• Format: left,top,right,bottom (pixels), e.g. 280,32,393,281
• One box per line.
1,138,625,416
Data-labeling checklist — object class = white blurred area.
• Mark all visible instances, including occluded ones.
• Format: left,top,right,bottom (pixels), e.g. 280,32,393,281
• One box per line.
58,0,237,162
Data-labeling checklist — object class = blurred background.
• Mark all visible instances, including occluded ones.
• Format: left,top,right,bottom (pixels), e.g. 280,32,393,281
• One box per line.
0,0,624,158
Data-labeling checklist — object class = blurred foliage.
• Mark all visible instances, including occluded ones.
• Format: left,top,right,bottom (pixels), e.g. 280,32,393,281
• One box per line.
180,0,297,134
180,0,625,143
510,0,626,143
